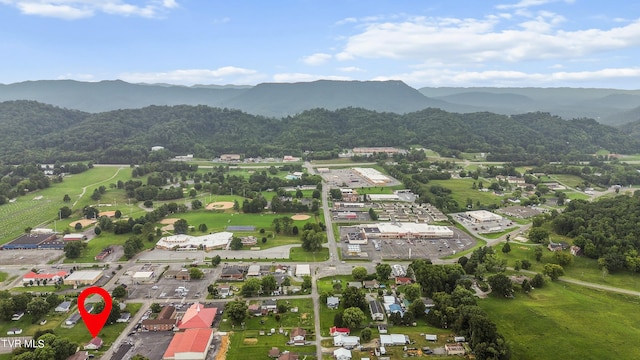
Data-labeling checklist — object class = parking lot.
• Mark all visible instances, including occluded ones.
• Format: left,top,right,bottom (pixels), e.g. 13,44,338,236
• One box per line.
339,226,475,261
320,168,402,188
118,264,213,302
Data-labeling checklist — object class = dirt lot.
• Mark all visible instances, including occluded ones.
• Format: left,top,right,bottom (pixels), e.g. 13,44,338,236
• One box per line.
0,249,63,265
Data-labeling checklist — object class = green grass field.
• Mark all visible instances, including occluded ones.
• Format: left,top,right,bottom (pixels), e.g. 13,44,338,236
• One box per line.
429,179,506,208
480,281,640,360
225,331,316,360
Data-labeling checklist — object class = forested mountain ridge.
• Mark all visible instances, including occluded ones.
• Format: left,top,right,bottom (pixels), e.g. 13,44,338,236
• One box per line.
3,79,640,124
0,101,638,165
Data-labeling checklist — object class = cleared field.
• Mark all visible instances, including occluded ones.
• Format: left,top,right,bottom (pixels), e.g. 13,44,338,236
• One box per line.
429,179,506,208
480,282,640,360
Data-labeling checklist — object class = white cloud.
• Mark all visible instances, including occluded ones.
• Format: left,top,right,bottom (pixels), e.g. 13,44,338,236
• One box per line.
0,0,178,19
301,53,332,66
337,66,364,73
335,14,640,65
496,0,574,10
272,73,351,83
119,67,261,85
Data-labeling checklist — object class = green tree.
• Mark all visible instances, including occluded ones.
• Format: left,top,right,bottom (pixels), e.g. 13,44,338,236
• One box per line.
189,267,204,280
352,266,367,281
226,299,248,324
333,312,344,327
529,228,549,244
531,273,545,288
63,241,84,259
360,327,372,342
114,209,122,219
261,275,277,295
63,194,71,203
521,279,532,293
230,237,243,250
26,298,50,323
404,284,422,301
408,299,426,319
488,274,513,297
94,299,121,325
554,251,573,267
534,247,543,262
131,355,150,360
198,223,208,232
543,264,564,280
342,286,367,311
375,263,392,281
211,255,221,267
242,278,262,297
94,226,102,236
302,276,312,291
342,307,366,329
173,219,189,234
74,222,82,231
150,303,162,313
501,241,511,254
368,208,378,220
112,285,127,299
59,206,72,219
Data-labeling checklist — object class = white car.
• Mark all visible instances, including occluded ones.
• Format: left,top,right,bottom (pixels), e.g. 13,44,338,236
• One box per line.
152,286,159,290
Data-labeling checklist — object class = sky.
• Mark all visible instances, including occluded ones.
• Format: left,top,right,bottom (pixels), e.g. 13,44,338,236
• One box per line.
1,0,640,89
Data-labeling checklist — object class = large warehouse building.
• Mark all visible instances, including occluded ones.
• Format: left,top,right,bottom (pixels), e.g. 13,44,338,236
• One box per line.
63,270,103,286
465,210,503,223
156,232,233,251
359,223,454,240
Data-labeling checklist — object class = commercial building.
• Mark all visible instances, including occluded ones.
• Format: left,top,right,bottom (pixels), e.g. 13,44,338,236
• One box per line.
465,210,503,223
359,223,454,240
63,270,103,286
1,232,62,250
63,234,87,241
23,270,68,285
162,328,214,360
156,232,233,251
141,306,177,331
295,264,311,277
352,167,391,185
177,303,217,330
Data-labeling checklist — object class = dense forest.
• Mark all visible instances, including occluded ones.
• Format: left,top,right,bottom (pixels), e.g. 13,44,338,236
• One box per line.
548,194,640,273
0,101,638,164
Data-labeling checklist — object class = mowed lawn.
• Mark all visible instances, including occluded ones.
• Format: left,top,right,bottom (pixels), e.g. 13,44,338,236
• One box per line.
480,282,640,360
428,179,506,208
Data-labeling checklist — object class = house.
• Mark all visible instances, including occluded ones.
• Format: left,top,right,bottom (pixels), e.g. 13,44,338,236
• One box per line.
333,335,360,348
394,277,412,285
423,298,435,308
329,327,350,336
7,328,22,335
163,328,214,360
141,306,177,331
178,303,217,330
347,282,362,289
217,285,231,298
117,312,131,323
55,301,72,313
220,267,245,281
363,280,379,289
261,299,277,313
83,337,103,350
333,347,352,360
268,347,280,358
278,352,299,360
326,296,340,309
445,343,466,356
369,300,384,321
12,312,24,321
290,327,306,345
570,246,583,256
377,324,388,334
249,304,262,317
66,351,89,360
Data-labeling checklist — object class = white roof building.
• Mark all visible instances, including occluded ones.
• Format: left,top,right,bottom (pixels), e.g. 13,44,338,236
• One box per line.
353,167,391,185
132,271,154,283
380,334,408,346
295,264,311,277
63,270,103,286
156,232,233,251
367,194,401,201
333,348,352,360
466,210,503,223
361,223,454,239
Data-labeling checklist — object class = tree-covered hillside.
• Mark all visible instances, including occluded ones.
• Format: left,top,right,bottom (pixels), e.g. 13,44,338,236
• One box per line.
0,101,638,164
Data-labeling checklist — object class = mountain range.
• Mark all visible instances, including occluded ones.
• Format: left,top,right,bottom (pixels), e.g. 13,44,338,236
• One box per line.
1,79,640,125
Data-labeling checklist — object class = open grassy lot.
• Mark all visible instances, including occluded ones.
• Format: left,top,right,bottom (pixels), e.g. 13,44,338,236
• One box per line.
428,179,506,208
480,282,640,360
290,247,329,262
498,243,640,292
225,331,316,360
0,272,7,282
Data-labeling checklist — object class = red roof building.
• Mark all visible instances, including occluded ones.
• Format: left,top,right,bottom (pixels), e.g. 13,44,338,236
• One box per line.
330,327,351,336
83,337,103,350
163,328,214,360
23,271,68,284
395,277,412,285
178,303,217,330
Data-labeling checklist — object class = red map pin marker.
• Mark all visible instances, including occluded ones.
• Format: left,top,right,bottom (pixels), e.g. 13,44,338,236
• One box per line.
78,286,112,338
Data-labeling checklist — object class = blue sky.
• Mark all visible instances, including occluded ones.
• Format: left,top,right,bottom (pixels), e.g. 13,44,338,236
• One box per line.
1,0,639,88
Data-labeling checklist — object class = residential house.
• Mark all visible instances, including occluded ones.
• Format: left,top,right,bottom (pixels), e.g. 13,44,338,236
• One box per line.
329,327,350,337
570,246,582,256
249,304,262,316
548,242,568,252
326,296,340,309
117,312,131,323
290,327,306,345
369,300,385,321
261,299,277,313
65,351,89,360
333,335,360,348
394,277,412,286
217,285,231,298
55,301,72,313
333,348,352,360
278,352,299,360
83,337,103,350
362,280,379,290
268,347,280,358
347,282,362,289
